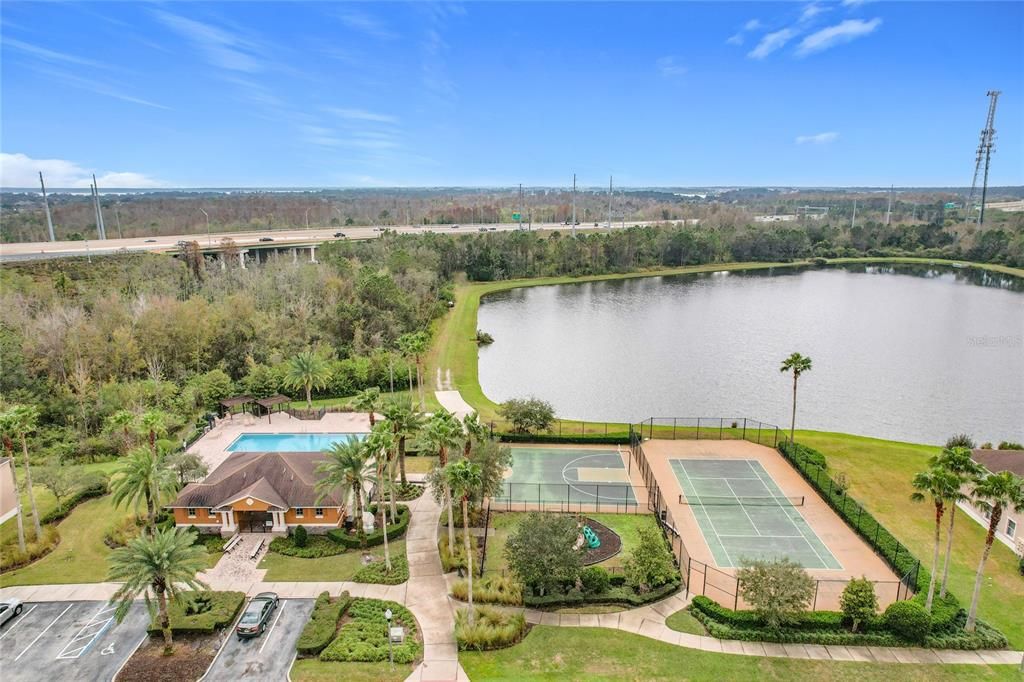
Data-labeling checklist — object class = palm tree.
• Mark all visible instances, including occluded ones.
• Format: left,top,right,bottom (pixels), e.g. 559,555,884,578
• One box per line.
779,352,812,444
110,446,179,530
354,387,382,428
316,436,375,547
462,412,490,458
910,467,961,611
446,459,482,624
108,527,208,654
382,400,424,486
284,350,332,409
106,409,137,453
965,471,1024,631
365,423,397,571
138,409,168,457
929,446,984,598
398,332,429,410
419,410,463,556
1,405,43,539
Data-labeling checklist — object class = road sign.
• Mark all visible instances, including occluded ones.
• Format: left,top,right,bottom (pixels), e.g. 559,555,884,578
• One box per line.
512,212,521,221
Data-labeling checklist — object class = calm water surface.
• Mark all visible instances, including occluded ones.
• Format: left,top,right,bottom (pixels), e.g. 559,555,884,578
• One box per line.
477,265,1024,444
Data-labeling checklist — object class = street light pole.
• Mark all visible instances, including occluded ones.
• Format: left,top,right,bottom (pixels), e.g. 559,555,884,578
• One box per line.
385,608,394,669
304,208,310,230
199,208,211,247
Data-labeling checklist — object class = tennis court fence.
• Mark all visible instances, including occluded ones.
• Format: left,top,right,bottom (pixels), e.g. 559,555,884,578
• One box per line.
633,417,781,447
491,481,652,514
629,427,917,610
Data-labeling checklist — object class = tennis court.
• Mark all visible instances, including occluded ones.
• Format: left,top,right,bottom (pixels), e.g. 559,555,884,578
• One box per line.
494,446,638,508
671,458,842,570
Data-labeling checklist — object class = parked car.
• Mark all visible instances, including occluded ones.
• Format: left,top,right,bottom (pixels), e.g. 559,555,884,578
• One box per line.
0,598,23,627
451,224,459,229
144,239,157,243
333,232,346,238
259,237,274,242
236,592,278,639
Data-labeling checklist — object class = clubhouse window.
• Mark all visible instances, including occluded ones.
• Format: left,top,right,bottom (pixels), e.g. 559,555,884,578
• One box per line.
187,508,196,518
295,508,304,518
314,508,324,518
1008,519,1016,538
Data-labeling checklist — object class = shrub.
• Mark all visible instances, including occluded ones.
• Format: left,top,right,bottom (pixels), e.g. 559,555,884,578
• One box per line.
997,441,1023,450
293,525,308,548
146,591,245,634
319,598,420,664
451,574,523,605
498,397,556,433
353,555,409,585
104,515,144,549
497,433,631,445
455,606,526,651
736,558,815,630
439,533,478,572
327,504,410,549
296,591,350,656
840,577,878,633
0,525,60,572
522,580,679,608
505,513,582,595
579,566,611,595
623,525,678,592
883,600,932,643
392,482,424,501
39,477,107,525
944,433,976,450
914,592,960,632
475,330,494,345
271,535,347,558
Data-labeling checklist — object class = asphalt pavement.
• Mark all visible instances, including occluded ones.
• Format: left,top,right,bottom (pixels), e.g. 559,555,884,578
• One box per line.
201,598,314,681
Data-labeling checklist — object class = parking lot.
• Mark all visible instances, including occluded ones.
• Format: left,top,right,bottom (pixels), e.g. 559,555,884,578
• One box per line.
203,598,313,681
0,600,148,682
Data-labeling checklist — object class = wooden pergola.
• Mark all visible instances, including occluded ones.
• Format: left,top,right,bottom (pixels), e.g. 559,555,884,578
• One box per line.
254,394,292,423
219,395,255,419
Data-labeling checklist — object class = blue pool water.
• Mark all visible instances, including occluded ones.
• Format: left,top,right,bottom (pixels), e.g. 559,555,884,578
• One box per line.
226,433,366,452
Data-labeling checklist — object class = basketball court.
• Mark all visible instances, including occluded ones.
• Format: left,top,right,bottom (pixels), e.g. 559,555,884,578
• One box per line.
494,446,641,511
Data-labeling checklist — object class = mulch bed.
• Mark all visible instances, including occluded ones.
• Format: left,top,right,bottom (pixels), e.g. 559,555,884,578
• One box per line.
116,632,223,682
580,517,621,565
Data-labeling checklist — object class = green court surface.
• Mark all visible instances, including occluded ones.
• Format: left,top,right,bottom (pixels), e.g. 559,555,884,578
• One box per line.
496,447,638,507
671,458,842,570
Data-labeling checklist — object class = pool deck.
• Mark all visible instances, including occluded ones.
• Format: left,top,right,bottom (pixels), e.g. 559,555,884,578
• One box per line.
189,411,375,472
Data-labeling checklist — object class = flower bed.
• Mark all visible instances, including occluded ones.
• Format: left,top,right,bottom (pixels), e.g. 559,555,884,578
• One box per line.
146,591,245,635
271,535,348,558
455,606,527,651
327,505,411,549
353,555,409,585
319,598,421,664
451,574,523,605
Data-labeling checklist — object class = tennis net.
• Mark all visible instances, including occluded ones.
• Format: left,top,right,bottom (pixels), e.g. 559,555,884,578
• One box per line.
678,494,805,507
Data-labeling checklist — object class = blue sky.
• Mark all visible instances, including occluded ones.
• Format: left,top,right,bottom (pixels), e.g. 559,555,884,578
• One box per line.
1,1,1021,188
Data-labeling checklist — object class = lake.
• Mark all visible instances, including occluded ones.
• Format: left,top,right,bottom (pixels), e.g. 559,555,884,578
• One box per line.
477,264,1024,445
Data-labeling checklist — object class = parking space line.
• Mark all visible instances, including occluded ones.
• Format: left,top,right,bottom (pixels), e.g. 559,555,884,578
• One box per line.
56,603,118,659
257,602,286,655
14,604,73,661
0,604,37,641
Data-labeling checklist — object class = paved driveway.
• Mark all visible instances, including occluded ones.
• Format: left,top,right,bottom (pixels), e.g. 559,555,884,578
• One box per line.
0,600,148,682
202,598,313,681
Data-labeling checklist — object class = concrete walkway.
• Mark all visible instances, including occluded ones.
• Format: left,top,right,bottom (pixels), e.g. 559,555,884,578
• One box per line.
435,390,474,420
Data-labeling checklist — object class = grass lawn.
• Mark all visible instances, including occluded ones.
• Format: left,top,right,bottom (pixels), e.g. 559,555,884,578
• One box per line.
0,494,131,586
403,455,438,474
258,540,407,581
0,460,120,547
666,609,707,635
290,658,413,682
459,626,1019,682
796,429,1024,648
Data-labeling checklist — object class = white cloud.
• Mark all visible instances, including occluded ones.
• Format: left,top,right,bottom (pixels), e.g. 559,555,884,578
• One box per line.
27,66,169,110
153,10,263,72
337,10,397,40
2,37,108,69
796,18,882,56
748,28,797,59
744,19,762,31
842,0,870,6
795,132,839,145
326,107,399,124
656,56,688,77
800,3,828,23
726,33,744,46
0,153,168,188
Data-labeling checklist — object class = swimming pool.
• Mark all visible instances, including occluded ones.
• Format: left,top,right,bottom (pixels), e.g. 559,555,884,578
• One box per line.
226,433,366,452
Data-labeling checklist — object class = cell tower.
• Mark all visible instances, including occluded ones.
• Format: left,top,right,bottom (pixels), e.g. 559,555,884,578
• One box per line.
967,90,1000,226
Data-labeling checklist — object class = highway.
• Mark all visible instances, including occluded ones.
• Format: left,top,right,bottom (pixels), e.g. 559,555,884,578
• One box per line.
0,220,652,262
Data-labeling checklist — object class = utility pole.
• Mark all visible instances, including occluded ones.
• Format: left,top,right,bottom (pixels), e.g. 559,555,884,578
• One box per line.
885,185,893,225
304,208,310,230
39,172,56,241
518,183,523,230
113,203,123,238
90,181,102,239
976,90,1001,226
607,176,613,229
200,208,211,247
851,198,857,229
91,174,107,239
571,173,577,237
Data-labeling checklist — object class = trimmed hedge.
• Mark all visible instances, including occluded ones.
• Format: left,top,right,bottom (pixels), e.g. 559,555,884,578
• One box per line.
327,504,411,549
882,600,931,643
40,479,107,525
689,594,1008,650
523,579,680,609
319,598,420,664
352,555,409,585
271,535,347,558
296,591,351,656
496,433,631,445
147,591,245,635
778,441,926,591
